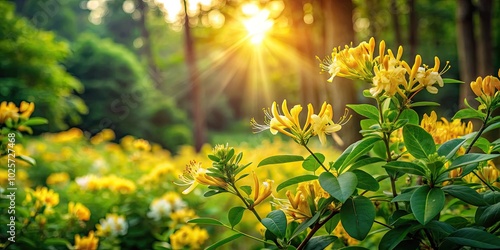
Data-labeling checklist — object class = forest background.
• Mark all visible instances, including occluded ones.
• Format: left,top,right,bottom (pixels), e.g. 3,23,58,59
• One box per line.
2,0,500,152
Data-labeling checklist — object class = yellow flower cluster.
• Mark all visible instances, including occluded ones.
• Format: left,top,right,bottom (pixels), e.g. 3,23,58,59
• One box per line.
147,192,187,221
96,213,128,237
46,172,70,185
321,37,449,99
44,127,85,143
90,129,115,145
177,160,227,194
420,111,473,145
169,225,209,250
470,69,500,107
0,101,34,124
68,202,91,221
74,231,99,250
25,186,60,210
252,100,349,145
138,163,179,188
274,180,331,222
75,174,136,194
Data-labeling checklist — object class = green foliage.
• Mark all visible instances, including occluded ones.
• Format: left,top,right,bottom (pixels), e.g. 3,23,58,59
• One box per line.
0,1,86,130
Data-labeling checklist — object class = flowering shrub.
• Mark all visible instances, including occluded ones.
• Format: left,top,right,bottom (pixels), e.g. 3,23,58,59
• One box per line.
182,38,500,249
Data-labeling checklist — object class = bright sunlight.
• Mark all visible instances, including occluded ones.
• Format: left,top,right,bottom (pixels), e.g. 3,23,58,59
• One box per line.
242,3,274,45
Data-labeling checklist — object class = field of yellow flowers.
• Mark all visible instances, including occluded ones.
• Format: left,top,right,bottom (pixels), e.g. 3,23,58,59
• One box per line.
0,125,342,249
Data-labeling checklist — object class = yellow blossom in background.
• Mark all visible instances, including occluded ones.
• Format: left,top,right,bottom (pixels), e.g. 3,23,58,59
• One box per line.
147,192,187,221
74,231,99,250
334,222,359,246
478,161,500,189
68,202,91,221
96,214,128,237
0,101,19,123
170,225,209,250
133,138,151,151
27,186,60,209
177,160,227,194
19,101,35,119
46,128,84,143
75,174,136,194
170,208,196,225
421,111,473,145
138,163,178,188
90,129,115,145
46,172,70,185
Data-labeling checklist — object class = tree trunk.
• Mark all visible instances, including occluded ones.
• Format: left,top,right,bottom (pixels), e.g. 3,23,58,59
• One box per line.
391,0,403,46
456,0,477,109
321,0,361,149
408,0,418,59
136,0,162,87
183,0,205,151
477,0,493,76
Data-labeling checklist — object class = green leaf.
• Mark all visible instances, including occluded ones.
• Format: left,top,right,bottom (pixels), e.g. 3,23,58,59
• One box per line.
437,138,466,159
304,235,338,250
452,108,486,120
484,121,500,133
228,207,245,228
350,157,386,171
353,169,379,191
383,161,427,176
206,233,243,250
442,185,487,206
379,225,413,250
325,213,341,234
261,210,287,239
258,155,304,167
339,137,381,173
188,217,224,226
443,228,500,249
410,186,445,225
239,185,252,196
43,238,71,247
22,117,48,126
302,153,325,172
291,211,322,240
442,78,464,84
403,124,436,159
399,109,420,125
340,196,376,240
276,175,318,192
346,104,379,120
475,202,500,227
319,172,358,203
208,154,220,162
408,101,441,108
449,153,500,170
17,155,36,166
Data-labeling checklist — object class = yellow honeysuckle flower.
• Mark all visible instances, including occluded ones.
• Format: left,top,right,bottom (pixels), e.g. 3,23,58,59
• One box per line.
251,171,273,208
19,101,35,119
421,111,473,145
470,71,500,107
407,56,449,94
177,160,227,194
30,186,60,208
74,231,99,250
311,105,350,145
68,202,91,221
170,225,209,250
0,101,19,124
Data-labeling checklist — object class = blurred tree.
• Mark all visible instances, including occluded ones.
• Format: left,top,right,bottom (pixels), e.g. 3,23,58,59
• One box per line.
456,0,477,109
65,34,191,152
0,1,86,131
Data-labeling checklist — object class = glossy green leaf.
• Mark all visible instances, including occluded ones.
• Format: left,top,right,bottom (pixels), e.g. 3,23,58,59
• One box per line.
383,161,427,176
206,233,243,250
340,196,376,240
239,185,252,196
437,138,466,159
399,109,419,125
408,101,441,107
325,213,340,234
43,238,71,247
443,228,500,249
17,155,36,166
188,217,224,226
379,225,412,250
261,210,287,239
353,169,379,191
304,235,338,250
449,153,500,170
346,104,379,120
339,137,381,173
228,206,246,228
403,124,436,159
442,185,487,206
452,108,486,120
410,186,445,225
291,211,322,240
276,175,318,192
319,172,358,203
302,153,325,172
258,155,304,167
442,78,464,84
23,117,48,126
475,202,500,227
349,157,386,171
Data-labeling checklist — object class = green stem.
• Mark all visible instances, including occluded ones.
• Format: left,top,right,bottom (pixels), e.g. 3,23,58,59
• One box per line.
296,210,338,250
225,226,270,244
374,219,392,229
303,143,328,172
464,108,495,192
423,228,437,249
